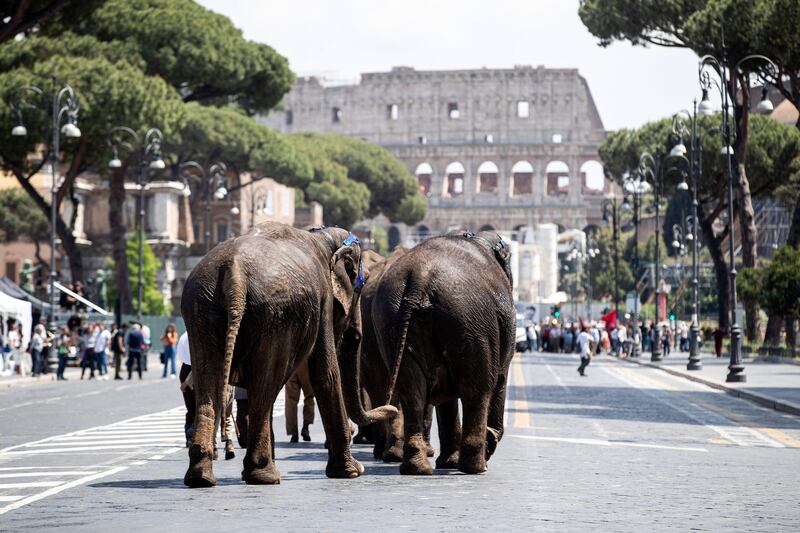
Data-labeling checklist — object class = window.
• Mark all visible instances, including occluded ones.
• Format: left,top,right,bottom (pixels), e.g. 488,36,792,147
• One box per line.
192,224,200,242
332,107,342,123
448,102,460,119
517,101,530,118
5,262,17,283
418,135,427,145
216,222,229,243
387,104,399,121
552,134,563,144
484,134,494,144
285,110,293,126
265,190,274,214
282,190,292,216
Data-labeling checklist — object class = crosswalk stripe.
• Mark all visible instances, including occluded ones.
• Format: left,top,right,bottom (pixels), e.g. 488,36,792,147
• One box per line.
3,444,185,455
27,439,182,447
0,481,63,489
0,472,98,478
0,496,25,502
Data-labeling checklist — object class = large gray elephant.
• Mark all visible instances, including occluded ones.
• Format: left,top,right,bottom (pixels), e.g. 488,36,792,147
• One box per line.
372,231,515,475
181,222,396,487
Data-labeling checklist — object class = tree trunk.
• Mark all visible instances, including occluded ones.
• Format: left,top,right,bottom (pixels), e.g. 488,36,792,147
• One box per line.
699,207,730,330
736,163,761,342
110,167,133,314
785,318,797,350
787,199,800,247
764,313,783,346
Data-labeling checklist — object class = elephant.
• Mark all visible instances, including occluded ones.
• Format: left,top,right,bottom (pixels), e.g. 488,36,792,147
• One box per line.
181,222,397,487
352,248,436,463
372,230,515,475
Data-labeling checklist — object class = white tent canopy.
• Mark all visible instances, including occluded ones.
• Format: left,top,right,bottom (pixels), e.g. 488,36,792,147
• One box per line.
0,290,32,348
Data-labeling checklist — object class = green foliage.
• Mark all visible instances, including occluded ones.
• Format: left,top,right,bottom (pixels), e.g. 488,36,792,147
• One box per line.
0,1,107,44
741,246,800,320
0,188,49,243
662,191,692,257
370,226,389,256
106,232,169,316
587,228,635,301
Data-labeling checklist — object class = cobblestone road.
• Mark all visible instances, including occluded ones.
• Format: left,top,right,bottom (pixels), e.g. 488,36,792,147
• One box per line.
1,352,798,531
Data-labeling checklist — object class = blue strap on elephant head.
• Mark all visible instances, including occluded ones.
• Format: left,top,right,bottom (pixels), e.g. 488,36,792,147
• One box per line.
343,232,360,246
354,259,365,288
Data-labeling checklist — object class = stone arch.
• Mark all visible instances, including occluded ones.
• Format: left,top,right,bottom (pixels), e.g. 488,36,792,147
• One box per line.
415,162,433,197
580,160,604,195
417,224,431,239
388,225,401,251
477,161,498,194
511,160,533,196
444,161,465,198
546,160,570,196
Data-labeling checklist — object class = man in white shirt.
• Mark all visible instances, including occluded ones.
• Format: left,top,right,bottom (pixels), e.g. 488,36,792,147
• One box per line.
176,332,194,446
577,326,594,376
94,324,112,380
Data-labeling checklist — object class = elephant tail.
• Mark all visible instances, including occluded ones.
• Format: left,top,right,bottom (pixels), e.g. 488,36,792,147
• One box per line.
384,300,411,405
221,256,246,420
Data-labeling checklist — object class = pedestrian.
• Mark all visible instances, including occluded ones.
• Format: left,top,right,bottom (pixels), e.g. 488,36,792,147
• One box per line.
577,326,593,376
126,322,145,380
140,322,151,371
160,323,178,378
111,323,126,380
234,386,249,448
661,325,671,357
616,324,627,357
600,324,611,354
563,324,574,354
80,323,97,380
6,321,25,376
610,326,618,354
285,360,315,442
30,324,45,376
55,326,71,380
94,322,111,380
713,327,726,358
177,331,195,445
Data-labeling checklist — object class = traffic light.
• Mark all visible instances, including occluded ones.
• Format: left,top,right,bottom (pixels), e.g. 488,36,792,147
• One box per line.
669,309,676,321
553,305,561,318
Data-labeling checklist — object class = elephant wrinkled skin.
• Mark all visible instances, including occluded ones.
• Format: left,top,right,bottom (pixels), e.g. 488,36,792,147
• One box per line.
180,222,396,487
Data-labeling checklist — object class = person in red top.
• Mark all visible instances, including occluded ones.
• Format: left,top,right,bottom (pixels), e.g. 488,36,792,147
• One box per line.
160,323,178,378
713,327,727,358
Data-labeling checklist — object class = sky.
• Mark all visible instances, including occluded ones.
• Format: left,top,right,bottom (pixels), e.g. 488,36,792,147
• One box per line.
197,0,702,131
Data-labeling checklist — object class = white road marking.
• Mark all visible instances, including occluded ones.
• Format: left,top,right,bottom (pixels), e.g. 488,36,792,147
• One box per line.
544,362,568,390
0,496,24,502
27,438,182,447
0,481,63,489
3,444,186,455
508,434,708,453
130,461,147,466
0,466,127,515
148,454,165,460
0,472,98,478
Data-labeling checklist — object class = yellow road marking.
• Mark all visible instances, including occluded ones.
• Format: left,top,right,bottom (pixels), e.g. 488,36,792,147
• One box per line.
510,354,532,428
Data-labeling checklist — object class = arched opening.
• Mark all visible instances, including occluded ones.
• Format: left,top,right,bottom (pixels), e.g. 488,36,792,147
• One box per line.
546,161,570,196
415,162,433,197
479,224,495,232
511,160,533,196
583,224,600,235
477,161,498,194
444,162,465,197
417,224,431,240
580,160,604,194
388,225,401,251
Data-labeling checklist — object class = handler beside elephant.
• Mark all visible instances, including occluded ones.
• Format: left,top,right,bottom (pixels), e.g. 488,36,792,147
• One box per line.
372,231,515,475
181,222,396,487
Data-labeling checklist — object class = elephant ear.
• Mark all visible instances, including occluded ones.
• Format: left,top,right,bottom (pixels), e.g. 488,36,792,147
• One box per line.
329,235,363,318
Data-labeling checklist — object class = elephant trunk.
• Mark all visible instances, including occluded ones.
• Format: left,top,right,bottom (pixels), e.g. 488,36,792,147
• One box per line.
339,291,398,426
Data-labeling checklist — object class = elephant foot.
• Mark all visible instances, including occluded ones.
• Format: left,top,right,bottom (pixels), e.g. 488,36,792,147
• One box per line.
184,445,216,488
224,440,235,460
457,451,488,475
399,455,433,475
326,456,364,479
243,463,281,485
485,427,501,460
425,442,436,457
382,444,403,463
353,431,373,445
435,451,460,469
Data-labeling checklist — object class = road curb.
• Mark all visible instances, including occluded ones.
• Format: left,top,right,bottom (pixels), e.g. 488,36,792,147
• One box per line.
609,355,800,417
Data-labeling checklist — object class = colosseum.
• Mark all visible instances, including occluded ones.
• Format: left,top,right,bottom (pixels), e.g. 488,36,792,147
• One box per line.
261,65,609,247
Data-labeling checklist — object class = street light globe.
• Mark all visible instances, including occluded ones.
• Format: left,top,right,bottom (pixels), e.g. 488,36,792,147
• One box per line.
214,186,227,200
720,145,734,157
672,240,681,249
670,142,687,158
698,89,715,116
230,205,240,215
677,180,689,191
62,122,81,138
686,232,694,241
149,158,166,170
756,96,774,115
11,124,27,136
108,157,123,169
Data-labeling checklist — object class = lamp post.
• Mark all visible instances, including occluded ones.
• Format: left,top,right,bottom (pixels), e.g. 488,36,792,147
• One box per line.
10,81,81,338
698,47,777,382
602,198,620,320
672,107,704,370
585,237,599,322
179,161,228,254
622,173,652,358
107,127,165,320
638,153,665,361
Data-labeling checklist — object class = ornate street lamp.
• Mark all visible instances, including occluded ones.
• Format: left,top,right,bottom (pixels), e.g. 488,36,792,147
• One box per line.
622,173,651,358
107,127,165,320
601,198,620,320
698,46,777,382
585,237,599,322
179,161,228,254
10,82,81,340
638,153,666,361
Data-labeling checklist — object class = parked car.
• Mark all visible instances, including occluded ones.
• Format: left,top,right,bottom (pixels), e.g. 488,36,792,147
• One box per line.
515,315,529,352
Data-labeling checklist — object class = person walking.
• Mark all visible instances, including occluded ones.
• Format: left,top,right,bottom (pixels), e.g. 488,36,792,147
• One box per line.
55,326,71,380
111,323,126,380
140,322,151,371
160,323,178,378
126,323,145,380
661,325,671,357
80,323,97,380
285,360,315,442
30,324,45,377
616,324,627,357
713,327,726,358
234,386,249,448
176,331,195,446
94,322,111,380
577,326,593,376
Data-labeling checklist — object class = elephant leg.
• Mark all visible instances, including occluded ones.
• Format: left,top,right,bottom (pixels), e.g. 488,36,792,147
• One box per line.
485,372,507,461
423,404,435,457
435,399,461,469
382,405,404,463
184,338,224,488
399,375,432,475
308,336,363,479
353,389,374,445
458,392,491,475
242,371,282,485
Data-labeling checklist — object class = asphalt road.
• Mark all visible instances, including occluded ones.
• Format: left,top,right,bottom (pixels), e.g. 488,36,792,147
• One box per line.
1,352,799,532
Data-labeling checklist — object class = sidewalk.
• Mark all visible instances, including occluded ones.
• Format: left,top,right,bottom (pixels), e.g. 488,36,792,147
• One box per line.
0,353,158,389
617,351,800,416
